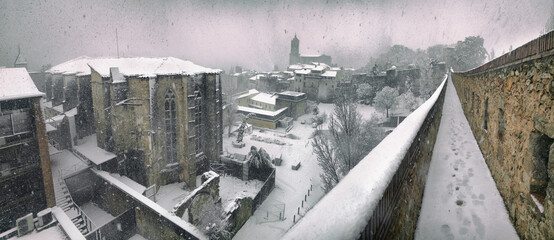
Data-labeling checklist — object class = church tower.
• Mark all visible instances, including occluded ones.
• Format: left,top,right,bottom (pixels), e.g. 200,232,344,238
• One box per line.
289,34,300,65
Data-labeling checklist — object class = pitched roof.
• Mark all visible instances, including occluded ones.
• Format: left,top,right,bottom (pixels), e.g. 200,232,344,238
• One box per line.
88,57,220,78
251,92,277,105
0,68,44,101
48,56,221,78
47,55,92,76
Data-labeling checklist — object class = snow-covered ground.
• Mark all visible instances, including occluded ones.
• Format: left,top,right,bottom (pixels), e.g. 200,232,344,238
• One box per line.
229,103,377,240
50,149,89,181
219,175,264,211
155,182,191,211
80,202,115,226
415,78,518,239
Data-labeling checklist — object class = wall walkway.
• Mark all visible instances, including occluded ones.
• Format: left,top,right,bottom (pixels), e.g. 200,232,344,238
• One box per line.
415,76,518,239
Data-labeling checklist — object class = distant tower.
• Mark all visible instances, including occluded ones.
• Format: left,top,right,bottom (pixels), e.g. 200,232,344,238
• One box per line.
289,34,300,65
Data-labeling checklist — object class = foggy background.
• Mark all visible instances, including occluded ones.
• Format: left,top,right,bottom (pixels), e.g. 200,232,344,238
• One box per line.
0,0,551,71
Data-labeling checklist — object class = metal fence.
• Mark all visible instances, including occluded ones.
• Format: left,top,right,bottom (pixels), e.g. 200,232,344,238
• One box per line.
252,168,276,212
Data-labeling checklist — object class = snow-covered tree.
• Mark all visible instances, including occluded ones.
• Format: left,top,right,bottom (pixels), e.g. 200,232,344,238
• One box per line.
489,48,496,61
196,203,231,240
374,86,399,117
359,116,387,155
313,112,327,127
396,90,419,112
356,83,374,104
546,5,554,32
452,36,487,71
312,131,341,191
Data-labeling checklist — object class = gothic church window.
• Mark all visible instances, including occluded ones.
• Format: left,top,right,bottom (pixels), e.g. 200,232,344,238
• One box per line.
165,90,177,164
194,86,203,154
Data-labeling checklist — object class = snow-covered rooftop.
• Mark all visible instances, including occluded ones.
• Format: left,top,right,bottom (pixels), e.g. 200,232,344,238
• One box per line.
74,134,117,165
237,106,287,117
288,64,303,70
251,92,276,105
0,68,44,101
236,89,259,99
46,56,92,76
48,56,221,78
294,69,311,75
249,74,265,81
321,70,337,78
301,54,323,58
312,65,326,72
88,57,221,78
278,91,305,97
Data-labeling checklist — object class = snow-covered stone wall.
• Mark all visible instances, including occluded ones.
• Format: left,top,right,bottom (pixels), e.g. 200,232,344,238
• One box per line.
87,169,207,240
452,33,554,238
283,77,447,240
172,171,220,222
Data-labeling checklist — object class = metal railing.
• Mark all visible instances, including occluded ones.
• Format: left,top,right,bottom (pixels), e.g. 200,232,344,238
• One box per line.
463,30,554,75
62,177,97,235
84,208,136,240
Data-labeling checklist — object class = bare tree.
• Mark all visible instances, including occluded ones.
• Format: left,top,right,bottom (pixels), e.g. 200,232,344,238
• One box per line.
329,93,362,171
311,91,386,192
374,86,399,117
312,131,342,192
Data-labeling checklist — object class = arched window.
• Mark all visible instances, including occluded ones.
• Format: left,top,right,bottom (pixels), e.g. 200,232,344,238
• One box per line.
165,90,177,164
194,86,203,154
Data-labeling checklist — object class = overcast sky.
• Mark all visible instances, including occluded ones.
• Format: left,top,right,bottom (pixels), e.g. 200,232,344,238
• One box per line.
0,0,551,71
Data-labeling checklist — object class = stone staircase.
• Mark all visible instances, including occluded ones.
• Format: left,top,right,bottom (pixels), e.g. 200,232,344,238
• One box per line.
54,170,93,235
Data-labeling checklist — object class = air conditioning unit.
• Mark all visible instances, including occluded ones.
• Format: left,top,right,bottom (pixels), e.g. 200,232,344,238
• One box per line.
37,208,53,228
16,213,34,237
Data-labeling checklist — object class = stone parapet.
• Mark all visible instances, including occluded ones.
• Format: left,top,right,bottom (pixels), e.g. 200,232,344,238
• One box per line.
452,54,554,239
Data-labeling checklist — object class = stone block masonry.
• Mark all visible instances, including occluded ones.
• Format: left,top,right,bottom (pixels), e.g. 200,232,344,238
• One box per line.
452,54,554,239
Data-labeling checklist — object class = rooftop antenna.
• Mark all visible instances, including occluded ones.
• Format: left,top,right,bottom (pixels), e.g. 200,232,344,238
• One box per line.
116,28,120,58
14,45,21,67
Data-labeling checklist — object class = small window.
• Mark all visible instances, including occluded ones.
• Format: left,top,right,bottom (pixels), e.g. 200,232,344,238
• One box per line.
12,111,31,134
114,83,129,102
194,86,203,154
0,99,30,112
0,115,12,136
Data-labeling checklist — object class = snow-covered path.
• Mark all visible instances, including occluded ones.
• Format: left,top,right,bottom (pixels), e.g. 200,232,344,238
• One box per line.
415,77,519,240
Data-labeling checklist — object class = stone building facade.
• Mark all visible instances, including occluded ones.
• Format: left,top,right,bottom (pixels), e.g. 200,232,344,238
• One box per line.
0,68,55,232
289,63,339,102
44,56,96,148
89,57,222,189
452,33,554,238
275,91,307,119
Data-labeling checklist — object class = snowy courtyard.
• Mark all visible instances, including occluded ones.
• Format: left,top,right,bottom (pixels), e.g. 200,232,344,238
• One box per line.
226,103,378,240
